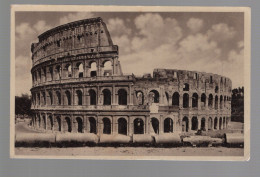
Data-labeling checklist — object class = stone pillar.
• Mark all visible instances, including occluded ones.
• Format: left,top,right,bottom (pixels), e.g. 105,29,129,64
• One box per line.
129,84,133,105
112,85,116,105
173,116,177,132
197,116,201,130
97,117,101,136
198,95,201,110
205,117,208,131
84,116,89,133
169,96,172,106
128,117,133,136
113,117,117,135
71,88,74,106
189,94,192,108
160,116,163,134
188,117,192,131
212,96,215,110
145,116,149,134
205,95,208,110
179,94,183,108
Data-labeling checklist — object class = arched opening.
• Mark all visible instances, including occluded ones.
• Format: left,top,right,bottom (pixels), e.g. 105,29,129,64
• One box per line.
55,65,61,80
183,83,189,91
65,117,72,132
42,115,46,129
47,115,53,130
34,72,37,83
38,70,41,82
149,90,159,103
214,117,218,129
201,93,206,108
48,91,53,105
201,118,206,131
118,118,127,135
165,92,169,105
76,90,83,105
134,118,144,134
49,67,53,81
43,67,47,82
65,64,72,78
192,93,198,108
89,117,97,134
55,117,61,132
56,91,61,105
208,117,213,130
136,91,144,105
151,118,159,134
224,96,226,108
219,117,222,130
215,96,218,109
89,89,96,105
76,117,83,133
183,93,189,108
90,62,97,77
77,63,84,78
37,93,40,105
118,89,127,105
42,92,46,105
223,117,226,129
220,95,223,109
172,92,179,106
208,94,213,108
215,86,219,93
65,90,71,105
164,118,173,133
102,118,111,134
182,117,189,132
38,115,41,128
103,60,112,76
102,89,111,105
191,117,198,130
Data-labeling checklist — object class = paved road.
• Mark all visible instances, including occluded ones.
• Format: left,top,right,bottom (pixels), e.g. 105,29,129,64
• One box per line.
16,121,41,134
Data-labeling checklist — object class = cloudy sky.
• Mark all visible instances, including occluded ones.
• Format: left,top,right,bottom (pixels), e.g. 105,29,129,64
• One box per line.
15,11,244,96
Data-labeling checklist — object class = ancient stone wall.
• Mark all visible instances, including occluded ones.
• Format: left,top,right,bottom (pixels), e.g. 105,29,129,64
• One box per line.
30,17,231,137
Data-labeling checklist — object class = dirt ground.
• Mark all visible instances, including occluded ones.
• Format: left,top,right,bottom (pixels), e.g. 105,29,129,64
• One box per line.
15,146,243,157
14,120,244,157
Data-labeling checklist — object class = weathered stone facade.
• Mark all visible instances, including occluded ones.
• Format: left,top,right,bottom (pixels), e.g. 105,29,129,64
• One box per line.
30,17,232,137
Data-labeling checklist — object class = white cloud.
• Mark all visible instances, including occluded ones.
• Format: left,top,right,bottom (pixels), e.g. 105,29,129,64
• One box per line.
107,18,132,36
59,12,94,25
131,14,182,52
187,18,204,33
207,23,236,43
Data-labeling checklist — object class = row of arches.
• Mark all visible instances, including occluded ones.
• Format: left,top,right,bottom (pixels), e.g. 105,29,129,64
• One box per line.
32,60,114,84
33,88,127,106
32,116,178,135
32,88,230,110
181,116,229,132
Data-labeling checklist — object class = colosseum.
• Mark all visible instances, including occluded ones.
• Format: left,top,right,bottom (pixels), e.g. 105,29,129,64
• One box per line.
30,17,232,141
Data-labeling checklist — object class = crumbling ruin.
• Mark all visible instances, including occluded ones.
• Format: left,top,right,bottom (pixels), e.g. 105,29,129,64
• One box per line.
30,17,232,142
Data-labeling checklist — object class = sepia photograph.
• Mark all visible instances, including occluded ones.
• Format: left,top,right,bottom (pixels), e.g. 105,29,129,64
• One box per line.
10,5,250,160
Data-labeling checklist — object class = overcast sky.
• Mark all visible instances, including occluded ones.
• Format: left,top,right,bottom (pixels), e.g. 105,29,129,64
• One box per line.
15,11,244,96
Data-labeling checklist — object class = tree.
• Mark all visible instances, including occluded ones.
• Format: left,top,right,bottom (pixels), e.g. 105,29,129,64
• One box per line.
231,87,244,122
15,94,32,119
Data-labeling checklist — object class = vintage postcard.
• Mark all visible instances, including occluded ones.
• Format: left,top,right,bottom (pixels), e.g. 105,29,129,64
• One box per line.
10,5,250,160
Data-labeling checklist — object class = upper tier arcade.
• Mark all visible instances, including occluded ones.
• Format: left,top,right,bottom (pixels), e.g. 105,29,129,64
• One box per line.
31,17,118,67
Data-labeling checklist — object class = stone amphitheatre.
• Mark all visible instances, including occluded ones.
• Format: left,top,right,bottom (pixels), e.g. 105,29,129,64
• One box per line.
28,17,232,144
